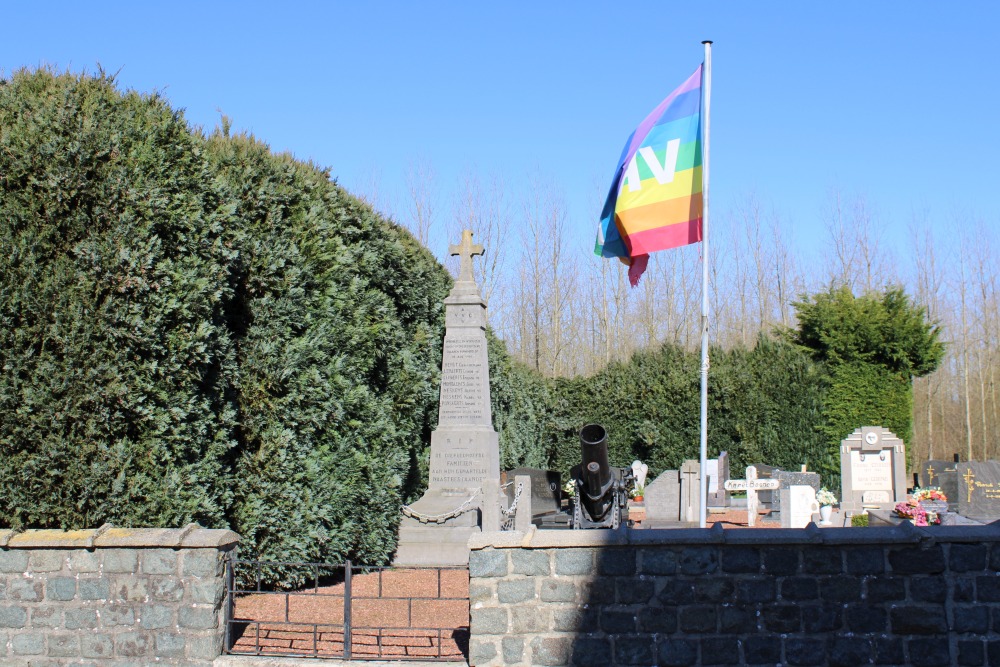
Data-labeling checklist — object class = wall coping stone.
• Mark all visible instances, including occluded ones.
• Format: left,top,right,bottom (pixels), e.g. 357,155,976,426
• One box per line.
468,520,1000,550
0,525,239,549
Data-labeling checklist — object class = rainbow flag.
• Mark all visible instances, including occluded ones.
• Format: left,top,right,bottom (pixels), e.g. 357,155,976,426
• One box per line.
596,65,704,285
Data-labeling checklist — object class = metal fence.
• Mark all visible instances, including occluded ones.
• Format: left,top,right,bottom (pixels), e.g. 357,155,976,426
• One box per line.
224,557,469,661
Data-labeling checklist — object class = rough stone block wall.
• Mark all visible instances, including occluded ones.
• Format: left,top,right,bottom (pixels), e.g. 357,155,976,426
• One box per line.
0,526,237,666
469,522,1000,666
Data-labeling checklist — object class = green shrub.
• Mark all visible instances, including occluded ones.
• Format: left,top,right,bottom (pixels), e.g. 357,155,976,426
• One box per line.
0,69,236,530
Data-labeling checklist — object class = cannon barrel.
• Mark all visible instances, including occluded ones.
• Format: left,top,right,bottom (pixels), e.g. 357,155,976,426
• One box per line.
578,424,614,521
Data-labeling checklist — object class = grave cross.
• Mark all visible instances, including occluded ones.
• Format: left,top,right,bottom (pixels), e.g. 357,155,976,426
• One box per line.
964,467,976,503
449,229,484,283
925,464,936,486
724,465,780,527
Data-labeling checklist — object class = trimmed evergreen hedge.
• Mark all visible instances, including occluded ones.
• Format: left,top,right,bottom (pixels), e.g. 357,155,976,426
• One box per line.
0,70,453,584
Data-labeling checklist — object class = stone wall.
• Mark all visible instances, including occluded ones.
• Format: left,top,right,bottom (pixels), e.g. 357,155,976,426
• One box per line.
0,526,237,666
469,522,1000,666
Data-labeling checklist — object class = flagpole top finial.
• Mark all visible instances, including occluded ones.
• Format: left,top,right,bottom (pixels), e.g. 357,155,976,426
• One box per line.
702,40,713,45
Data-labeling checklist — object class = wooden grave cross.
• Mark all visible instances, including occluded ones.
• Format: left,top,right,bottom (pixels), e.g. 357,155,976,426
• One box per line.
724,465,780,527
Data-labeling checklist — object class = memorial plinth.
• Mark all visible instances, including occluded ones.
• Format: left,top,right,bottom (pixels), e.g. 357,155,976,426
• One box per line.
394,231,500,566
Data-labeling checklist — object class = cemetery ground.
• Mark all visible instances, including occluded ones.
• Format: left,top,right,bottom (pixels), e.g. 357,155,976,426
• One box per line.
229,567,470,660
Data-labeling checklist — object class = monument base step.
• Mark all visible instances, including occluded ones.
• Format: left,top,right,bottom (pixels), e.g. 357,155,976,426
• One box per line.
394,524,479,566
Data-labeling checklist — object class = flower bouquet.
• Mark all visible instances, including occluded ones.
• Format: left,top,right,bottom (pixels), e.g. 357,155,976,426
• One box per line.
816,487,837,507
911,486,948,516
894,498,941,526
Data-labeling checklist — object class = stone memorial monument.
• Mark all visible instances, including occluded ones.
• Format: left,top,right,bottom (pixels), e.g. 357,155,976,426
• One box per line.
394,231,500,566
839,426,907,515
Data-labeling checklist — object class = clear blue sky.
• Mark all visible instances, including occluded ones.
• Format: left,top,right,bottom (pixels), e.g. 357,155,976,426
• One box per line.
3,2,998,260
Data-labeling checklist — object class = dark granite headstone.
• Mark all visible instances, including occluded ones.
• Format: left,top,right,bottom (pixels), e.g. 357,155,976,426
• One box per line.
502,467,561,516
957,461,1000,521
918,459,959,510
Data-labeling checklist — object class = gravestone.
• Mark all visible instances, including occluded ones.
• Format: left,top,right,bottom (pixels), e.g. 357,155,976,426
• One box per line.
680,460,701,523
839,426,907,514
643,461,700,525
644,470,681,525
501,467,561,516
395,231,500,565
751,464,779,508
918,459,959,511
957,461,1000,522
705,451,731,508
725,466,780,527
746,466,818,517
780,485,819,529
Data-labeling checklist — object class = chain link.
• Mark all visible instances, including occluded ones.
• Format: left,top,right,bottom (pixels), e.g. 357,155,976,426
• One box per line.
401,489,480,524
500,482,524,531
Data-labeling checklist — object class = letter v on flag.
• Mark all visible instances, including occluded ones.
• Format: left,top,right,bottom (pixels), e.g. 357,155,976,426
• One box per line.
595,65,704,286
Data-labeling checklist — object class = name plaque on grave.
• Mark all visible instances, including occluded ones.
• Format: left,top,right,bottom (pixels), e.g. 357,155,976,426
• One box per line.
849,451,893,491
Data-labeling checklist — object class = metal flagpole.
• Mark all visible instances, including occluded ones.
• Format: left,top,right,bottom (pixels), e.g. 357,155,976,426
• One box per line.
698,40,712,529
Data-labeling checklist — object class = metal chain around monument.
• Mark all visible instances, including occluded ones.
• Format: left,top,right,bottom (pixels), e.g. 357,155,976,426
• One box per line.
400,489,480,524
499,482,524,531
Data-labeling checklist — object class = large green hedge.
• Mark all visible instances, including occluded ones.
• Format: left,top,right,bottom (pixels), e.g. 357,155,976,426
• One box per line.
0,70,237,530
0,70,453,584
544,337,829,482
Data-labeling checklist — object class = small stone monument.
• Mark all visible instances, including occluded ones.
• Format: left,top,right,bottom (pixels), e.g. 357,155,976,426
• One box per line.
839,426,907,515
394,231,500,566
724,466,780,527
643,460,701,525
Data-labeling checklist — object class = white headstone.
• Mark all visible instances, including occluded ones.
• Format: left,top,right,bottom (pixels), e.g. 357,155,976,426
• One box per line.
781,485,819,529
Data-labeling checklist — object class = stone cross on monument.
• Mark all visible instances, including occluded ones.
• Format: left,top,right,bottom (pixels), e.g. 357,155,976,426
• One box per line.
450,229,484,283
724,465,780,527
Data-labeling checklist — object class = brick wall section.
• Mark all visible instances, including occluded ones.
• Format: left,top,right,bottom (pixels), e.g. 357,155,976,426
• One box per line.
468,522,1000,666
0,526,237,666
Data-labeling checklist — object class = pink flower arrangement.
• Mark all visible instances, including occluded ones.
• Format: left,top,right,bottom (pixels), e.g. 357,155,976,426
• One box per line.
894,499,941,526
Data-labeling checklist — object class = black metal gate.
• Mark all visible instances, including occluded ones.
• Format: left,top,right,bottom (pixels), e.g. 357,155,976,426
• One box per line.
224,556,469,661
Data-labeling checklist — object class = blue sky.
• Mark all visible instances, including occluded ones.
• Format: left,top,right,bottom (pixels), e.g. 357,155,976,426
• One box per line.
3,2,998,261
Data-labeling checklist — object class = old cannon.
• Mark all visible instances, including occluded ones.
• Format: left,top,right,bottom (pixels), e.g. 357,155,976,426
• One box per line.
571,424,632,529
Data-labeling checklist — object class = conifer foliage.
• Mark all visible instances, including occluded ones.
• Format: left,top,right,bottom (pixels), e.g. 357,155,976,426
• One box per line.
0,70,451,581
0,70,237,529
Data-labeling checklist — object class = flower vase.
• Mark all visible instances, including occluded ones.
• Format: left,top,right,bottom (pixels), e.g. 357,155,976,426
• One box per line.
819,504,833,526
